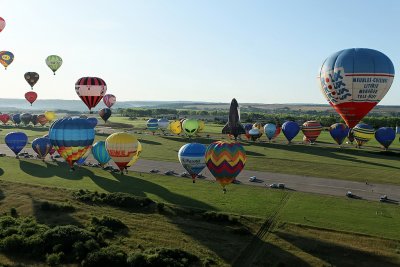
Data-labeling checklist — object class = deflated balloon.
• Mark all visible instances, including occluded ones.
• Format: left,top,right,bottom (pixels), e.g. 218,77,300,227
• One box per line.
264,123,277,140
178,143,206,183
182,119,199,137
353,123,374,147
126,141,143,167
329,123,349,145
5,132,28,157
24,72,39,89
21,113,32,126
169,120,182,135
103,94,116,108
147,118,158,134
25,91,38,105
106,132,138,172
32,137,52,160
92,141,111,166
375,127,395,149
75,77,107,112
46,55,63,75
0,51,14,69
99,108,112,123
302,121,322,144
282,121,300,143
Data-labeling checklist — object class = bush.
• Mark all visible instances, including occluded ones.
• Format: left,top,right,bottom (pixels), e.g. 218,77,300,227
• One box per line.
126,248,199,267
40,201,76,213
202,211,238,224
82,246,127,267
46,252,64,266
91,216,127,231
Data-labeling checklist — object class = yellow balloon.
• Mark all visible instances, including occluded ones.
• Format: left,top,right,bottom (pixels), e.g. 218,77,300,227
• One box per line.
127,141,142,167
105,132,138,171
253,122,263,133
169,120,182,135
44,111,56,122
197,120,205,133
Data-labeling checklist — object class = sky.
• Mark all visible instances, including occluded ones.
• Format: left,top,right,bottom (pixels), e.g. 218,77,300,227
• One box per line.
1,0,400,104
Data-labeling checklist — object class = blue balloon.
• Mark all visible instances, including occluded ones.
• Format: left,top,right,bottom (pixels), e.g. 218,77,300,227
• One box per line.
99,108,112,123
329,123,349,145
12,114,21,125
147,118,159,133
32,137,53,159
264,123,277,140
375,127,395,149
244,124,253,132
5,132,28,156
282,121,300,142
87,117,98,128
92,141,111,166
178,143,207,182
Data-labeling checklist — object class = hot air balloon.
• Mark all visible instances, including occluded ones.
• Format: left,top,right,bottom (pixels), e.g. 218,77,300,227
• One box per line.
46,55,63,75
178,143,207,183
282,121,300,143
12,114,21,125
126,141,142,169
318,48,395,129
32,137,53,161
273,126,281,139
147,118,158,135
99,108,112,123
37,114,48,126
5,132,28,158
103,94,116,108
249,128,261,141
87,117,98,128
0,17,6,32
21,113,32,126
92,141,111,167
0,114,10,125
25,91,37,106
31,115,39,126
169,120,182,135
302,121,323,144
44,111,56,122
24,72,39,89
244,123,253,140
49,117,95,170
329,123,349,145
197,120,205,133
347,128,355,143
375,127,395,150
0,51,14,69
353,123,374,147
105,132,138,173
76,147,91,166
182,119,199,137
75,77,107,112
264,123,277,141
205,141,246,193
157,118,169,133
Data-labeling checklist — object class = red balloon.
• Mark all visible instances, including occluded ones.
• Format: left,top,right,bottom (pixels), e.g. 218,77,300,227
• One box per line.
273,126,281,139
0,114,10,124
25,91,38,105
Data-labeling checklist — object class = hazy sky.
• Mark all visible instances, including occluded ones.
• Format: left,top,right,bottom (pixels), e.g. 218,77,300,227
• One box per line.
1,0,400,104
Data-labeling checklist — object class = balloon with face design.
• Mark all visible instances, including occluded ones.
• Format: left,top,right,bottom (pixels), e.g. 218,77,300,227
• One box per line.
182,119,199,137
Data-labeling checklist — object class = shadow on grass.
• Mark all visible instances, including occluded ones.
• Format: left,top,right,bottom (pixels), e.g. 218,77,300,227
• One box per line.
0,167,4,176
276,231,399,267
139,139,162,145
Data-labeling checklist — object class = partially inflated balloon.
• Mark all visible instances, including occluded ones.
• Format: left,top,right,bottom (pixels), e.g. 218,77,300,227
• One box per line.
75,77,107,112
21,113,32,126
46,55,62,75
282,121,300,143
0,114,10,124
147,118,158,134
38,114,48,126
353,123,374,147
0,51,14,69
25,91,37,105
375,127,395,150
302,121,322,144
49,117,95,169
12,114,21,125
103,94,116,108
329,123,349,145
5,132,28,157
264,124,277,140
205,141,246,192
31,115,39,126
44,111,56,122
0,17,5,32
32,137,52,160
105,132,138,172
24,72,39,89
178,143,206,183
126,141,142,167
99,108,112,123
92,141,111,166
182,119,199,137
169,120,182,135
318,48,395,128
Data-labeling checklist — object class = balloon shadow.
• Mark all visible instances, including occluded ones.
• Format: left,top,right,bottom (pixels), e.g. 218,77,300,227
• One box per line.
139,139,162,145
0,168,4,176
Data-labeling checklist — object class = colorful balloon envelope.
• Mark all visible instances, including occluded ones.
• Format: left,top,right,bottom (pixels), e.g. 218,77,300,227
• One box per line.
205,141,246,192
244,123,253,140
169,120,182,135
46,55,63,75
87,117,98,128
329,123,349,145
253,123,264,134
5,132,28,157
347,128,355,143
25,91,38,106
31,115,39,126
197,120,205,133
249,128,261,141
182,119,199,137
273,126,281,139
0,114,10,124
92,141,111,167
75,77,107,112
105,132,138,172
353,123,374,147
24,72,39,89
76,147,92,166
318,48,395,128
0,17,5,32
12,114,21,125
282,121,300,143
264,123,277,140
157,118,169,132
44,111,56,122
99,108,112,123
375,127,395,150
127,141,143,168
178,143,207,183
37,114,48,126
21,113,32,126
32,137,53,160
147,118,159,134
49,117,95,169
0,51,14,69
103,94,116,108
301,121,323,144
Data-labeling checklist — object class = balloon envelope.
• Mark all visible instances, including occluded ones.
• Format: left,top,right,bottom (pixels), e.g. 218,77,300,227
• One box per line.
127,141,143,167
12,114,21,125
0,114,10,124
105,132,138,171
178,143,207,181
264,124,277,140
375,127,395,149
25,91,38,105
32,137,52,159
21,113,32,126
76,147,92,166
197,120,205,133
249,128,261,141
282,121,300,142
5,132,28,156
0,17,5,32
329,123,349,145
147,118,159,133
44,111,56,122
302,121,322,143
157,118,169,130
318,48,395,128
92,141,111,166
46,55,63,74
182,119,199,137
103,94,116,108
75,77,107,111
24,72,39,88
169,120,182,135
353,123,374,147
0,51,14,69
99,108,112,123
31,115,39,126
37,114,48,126
87,117,98,128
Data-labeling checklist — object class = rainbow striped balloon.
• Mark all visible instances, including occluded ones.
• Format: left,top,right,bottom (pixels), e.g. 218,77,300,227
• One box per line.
205,141,246,192
105,132,138,172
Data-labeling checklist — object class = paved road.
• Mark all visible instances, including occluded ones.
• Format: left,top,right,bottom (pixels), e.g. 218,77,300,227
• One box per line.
1,144,399,203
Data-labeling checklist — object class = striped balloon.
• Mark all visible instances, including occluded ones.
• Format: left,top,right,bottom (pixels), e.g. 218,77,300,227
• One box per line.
126,141,143,168
76,147,92,166
103,94,116,108
205,141,246,192
75,77,107,112
147,118,158,134
353,123,374,147
32,137,52,160
92,141,111,166
302,121,323,143
178,143,207,182
105,132,138,172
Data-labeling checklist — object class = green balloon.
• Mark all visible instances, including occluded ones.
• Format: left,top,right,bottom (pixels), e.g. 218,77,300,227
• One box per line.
182,119,199,137
46,55,62,75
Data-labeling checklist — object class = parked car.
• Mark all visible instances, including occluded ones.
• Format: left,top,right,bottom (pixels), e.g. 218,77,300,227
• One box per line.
380,195,388,202
149,169,159,173
346,191,354,198
269,183,279,188
249,176,257,182
278,183,285,189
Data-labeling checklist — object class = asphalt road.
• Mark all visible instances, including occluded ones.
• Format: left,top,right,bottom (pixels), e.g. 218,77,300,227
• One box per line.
1,144,399,203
